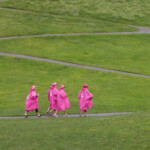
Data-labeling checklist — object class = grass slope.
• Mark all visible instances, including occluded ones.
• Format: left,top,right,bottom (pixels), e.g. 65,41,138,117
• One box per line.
0,34,150,75
0,9,136,37
0,56,150,116
0,0,150,26
0,112,150,150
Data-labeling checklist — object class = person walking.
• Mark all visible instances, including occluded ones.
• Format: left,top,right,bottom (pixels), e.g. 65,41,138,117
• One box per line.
78,84,93,117
46,85,53,116
49,82,58,117
24,85,40,118
57,85,70,116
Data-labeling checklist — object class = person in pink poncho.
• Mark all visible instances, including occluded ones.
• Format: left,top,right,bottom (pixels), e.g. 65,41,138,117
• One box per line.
57,85,71,116
46,82,58,117
46,85,53,116
78,84,93,117
24,85,40,118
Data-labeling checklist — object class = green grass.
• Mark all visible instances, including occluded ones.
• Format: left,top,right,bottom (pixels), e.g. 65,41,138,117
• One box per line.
0,112,150,150
0,34,150,75
0,0,150,26
0,1,149,149
0,56,150,116
0,9,136,37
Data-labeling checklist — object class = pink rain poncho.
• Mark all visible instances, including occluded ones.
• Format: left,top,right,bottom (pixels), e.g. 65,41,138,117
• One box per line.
78,87,93,111
26,86,39,111
57,87,70,111
48,83,58,110
52,87,58,110
48,86,53,109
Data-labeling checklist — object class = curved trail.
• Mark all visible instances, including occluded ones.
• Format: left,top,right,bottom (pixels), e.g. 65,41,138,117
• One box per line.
0,112,131,119
0,25,150,40
0,8,150,78
1,52,150,78
0,7,150,78
0,6,150,36
0,4,148,119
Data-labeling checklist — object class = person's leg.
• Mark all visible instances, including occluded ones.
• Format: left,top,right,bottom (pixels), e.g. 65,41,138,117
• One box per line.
52,109,56,116
64,110,66,115
79,110,83,117
37,112,40,117
47,107,50,113
64,110,69,117
52,109,55,115
49,108,53,115
53,110,58,117
35,109,40,117
46,107,51,116
84,110,87,117
55,110,58,115
24,110,28,118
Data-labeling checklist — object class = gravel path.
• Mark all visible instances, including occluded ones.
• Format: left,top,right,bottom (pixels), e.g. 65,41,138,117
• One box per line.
0,6,147,119
1,52,150,78
0,112,131,119
0,8,150,78
0,7,150,39
0,7,150,35
0,25,150,40
0,7,150,40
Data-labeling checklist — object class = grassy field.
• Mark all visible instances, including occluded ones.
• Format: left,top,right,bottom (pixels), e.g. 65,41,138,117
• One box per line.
0,56,150,116
0,112,150,150
0,34,150,75
0,9,136,37
0,1,150,149
0,0,150,27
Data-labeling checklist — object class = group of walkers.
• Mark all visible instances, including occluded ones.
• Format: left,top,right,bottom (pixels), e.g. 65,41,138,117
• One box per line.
24,82,93,118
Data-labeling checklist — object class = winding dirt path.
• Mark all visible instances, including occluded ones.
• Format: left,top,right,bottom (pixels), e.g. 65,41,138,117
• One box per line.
0,5,148,118
0,112,131,119
0,7,150,78
0,8,150,78
0,7,150,35
1,52,150,78
0,25,150,40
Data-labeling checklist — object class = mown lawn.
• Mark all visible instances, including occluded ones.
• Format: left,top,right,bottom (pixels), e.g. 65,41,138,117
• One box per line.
0,34,150,75
0,9,136,37
0,112,150,150
0,0,150,26
0,1,150,150
0,56,150,116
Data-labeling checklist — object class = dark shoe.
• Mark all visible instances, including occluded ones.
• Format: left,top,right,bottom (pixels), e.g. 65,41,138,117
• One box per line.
65,114,69,117
45,112,49,116
24,115,28,118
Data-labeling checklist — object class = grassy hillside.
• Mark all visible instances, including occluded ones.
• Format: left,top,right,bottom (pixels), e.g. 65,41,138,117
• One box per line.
0,56,150,116
0,0,150,26
0,34,150,75
0,112,150,150
0,9,136,37
0,1,149,150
